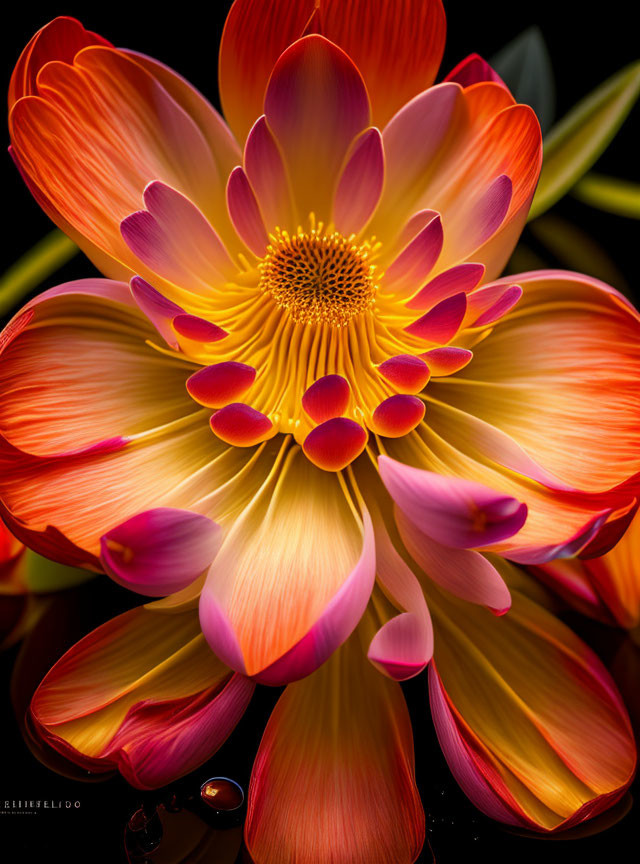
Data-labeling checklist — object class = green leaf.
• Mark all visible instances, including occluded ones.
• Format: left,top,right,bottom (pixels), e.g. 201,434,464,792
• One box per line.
0,229,78,317
529,61,640,221
572,172,640,219
491,26,555,133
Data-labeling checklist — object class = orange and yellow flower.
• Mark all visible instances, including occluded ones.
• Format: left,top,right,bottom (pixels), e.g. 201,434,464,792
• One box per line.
2,3,639,860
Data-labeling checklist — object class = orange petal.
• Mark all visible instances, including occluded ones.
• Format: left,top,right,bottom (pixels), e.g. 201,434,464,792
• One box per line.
8,16,110,107
219,0,446,142
310,0,446,129
430,271,640,496
374,85,539,280
31,604,254,789
199,447,375,682
428,579,636,831
10,35,239,277
245,633,424,863
0,281,185,457
0,282,258,561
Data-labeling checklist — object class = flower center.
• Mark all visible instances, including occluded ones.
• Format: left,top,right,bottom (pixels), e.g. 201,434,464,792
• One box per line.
259,227,377,327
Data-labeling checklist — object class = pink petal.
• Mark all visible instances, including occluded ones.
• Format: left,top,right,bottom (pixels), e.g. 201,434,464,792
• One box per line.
405,292,467,344
369,613,433,682
406,263,485,311
533,558,616,625
172,313,227,343
333,127,384,235
393,208,440,254
143,181,234,271
428,584,636,831
226,166,269,257
397,508,511,612
368,511,433,680
264,34,370,221
120,211,168,276
100,507,222,596
506,509,613,565
384,213,443,298
381,84,463,231
472,174,513,245
379,455,527,549
121,181,236,292
129,276,183,348
443,174,513,261
244,115,295,232
252,511,375,685
467,283,523,326
107,672,254,790
444,53,507,88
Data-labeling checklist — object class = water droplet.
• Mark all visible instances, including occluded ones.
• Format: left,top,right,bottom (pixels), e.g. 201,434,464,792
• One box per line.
200,777,244,812
125,806,162,857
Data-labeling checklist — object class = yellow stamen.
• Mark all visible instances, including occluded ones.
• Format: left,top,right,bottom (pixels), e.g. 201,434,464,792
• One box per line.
259,227,377,327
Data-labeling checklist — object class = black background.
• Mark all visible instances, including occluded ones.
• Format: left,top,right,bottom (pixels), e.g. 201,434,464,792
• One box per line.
1,2,638,862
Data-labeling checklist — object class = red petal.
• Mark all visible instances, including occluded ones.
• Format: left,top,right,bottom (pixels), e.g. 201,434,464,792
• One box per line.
210,403,273,446
302,375,351,423
187,362,256,408
378,355,430,394
372,395,425,437
303,418,367,471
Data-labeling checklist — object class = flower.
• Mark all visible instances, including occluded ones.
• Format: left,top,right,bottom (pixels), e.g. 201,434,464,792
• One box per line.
2,3,639,860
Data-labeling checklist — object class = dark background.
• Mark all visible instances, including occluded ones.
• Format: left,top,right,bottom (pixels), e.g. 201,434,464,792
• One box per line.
1,2,638,862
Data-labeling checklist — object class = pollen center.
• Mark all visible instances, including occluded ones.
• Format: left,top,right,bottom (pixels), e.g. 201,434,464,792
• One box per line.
259,227,377,326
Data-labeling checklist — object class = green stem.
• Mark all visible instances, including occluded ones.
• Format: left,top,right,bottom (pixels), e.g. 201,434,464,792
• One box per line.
0,229,78,316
